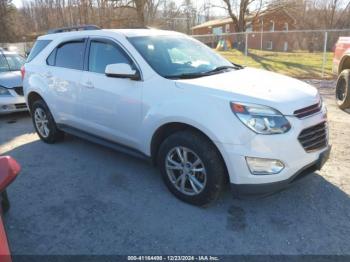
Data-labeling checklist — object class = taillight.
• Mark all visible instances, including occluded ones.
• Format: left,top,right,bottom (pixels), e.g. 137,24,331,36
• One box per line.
20,65,25,81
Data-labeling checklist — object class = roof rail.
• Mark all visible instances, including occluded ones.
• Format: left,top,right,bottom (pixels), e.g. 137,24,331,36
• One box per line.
125,26,152,29
47,25,101,34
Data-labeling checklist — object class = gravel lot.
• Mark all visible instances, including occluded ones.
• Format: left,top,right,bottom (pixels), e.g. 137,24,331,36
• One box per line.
0,80,350,255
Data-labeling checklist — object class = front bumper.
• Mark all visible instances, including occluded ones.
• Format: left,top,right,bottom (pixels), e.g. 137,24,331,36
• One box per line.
0,95,28,114
215,108,330,195
231,145,331,197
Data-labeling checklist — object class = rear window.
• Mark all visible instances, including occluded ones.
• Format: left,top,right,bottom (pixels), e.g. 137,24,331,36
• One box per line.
0,55,9,72
5,54,25,71
27,40,51,62
55,41,85,70
0,54,25,72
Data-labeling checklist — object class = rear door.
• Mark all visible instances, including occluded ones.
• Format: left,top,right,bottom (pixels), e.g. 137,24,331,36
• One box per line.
45,39,86,126
78,37,143,148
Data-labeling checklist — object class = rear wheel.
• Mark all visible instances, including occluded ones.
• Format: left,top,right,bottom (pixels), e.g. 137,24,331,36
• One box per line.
336,69,350,109
157,130,226,206
31,99,64,143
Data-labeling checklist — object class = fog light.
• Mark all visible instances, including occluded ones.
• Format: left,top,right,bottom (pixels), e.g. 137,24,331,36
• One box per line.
246,157,284,175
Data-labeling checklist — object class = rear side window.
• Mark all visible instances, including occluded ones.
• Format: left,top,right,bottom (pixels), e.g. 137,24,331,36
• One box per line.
88,41,131,74
55,41,85,70
27,40,51,62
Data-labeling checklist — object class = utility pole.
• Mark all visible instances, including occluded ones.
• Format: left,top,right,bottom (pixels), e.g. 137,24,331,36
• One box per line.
260,18,263,50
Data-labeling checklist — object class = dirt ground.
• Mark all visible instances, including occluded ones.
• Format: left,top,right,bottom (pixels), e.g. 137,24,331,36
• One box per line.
304,80,350,194
0,79,349,256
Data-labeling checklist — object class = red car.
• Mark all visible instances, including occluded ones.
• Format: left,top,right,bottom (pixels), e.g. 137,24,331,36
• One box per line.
333,37,350,109
0,156,21,262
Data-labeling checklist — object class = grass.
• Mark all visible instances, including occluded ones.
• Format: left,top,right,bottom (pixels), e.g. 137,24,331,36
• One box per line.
218,49,335,79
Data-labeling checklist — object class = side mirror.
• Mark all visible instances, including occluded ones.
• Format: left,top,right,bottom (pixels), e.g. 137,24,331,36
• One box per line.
105,63,140,80
0,156,21,193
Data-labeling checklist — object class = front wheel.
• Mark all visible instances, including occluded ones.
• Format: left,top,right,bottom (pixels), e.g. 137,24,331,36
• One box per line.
157,130,226,206
336,69,350,109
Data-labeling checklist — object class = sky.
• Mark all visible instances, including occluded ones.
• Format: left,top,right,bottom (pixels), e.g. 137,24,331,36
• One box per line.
12,0,227,16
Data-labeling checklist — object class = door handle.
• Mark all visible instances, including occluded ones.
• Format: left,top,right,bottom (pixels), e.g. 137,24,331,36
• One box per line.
82,81,94,89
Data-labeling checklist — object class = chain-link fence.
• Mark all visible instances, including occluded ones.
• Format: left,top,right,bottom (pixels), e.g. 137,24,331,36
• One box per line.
1,29,350,79
193,29,350,79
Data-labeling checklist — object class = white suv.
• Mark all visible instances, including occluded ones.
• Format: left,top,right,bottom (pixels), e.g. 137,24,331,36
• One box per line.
23,26,331,206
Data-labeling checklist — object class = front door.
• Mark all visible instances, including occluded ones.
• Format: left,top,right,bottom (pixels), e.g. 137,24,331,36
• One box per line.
79,38,143,149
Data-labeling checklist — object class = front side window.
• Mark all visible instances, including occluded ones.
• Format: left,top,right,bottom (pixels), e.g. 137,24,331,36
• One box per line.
55,41,85,70
88,41,131,74
129,35,233,79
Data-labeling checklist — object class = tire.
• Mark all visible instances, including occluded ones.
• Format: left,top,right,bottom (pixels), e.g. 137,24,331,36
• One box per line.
157,130,226,206
31,99,64,143
336,69,350,109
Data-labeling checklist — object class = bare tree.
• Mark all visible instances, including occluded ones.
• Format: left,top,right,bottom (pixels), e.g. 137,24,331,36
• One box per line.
109,0,148,26
218,0,296,32
0,0,15,42
182,0,196,34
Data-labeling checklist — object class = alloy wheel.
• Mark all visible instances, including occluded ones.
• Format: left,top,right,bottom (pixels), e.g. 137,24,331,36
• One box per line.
165,146,207,196
34,107,50,138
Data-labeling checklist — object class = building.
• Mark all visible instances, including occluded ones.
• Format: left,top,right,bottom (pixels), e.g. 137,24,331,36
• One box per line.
191,9,296,51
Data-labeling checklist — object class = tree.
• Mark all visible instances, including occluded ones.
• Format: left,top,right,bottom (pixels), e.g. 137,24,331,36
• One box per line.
221,0,293,32
109,0,164,27
0,0,17,42
182,0,196,34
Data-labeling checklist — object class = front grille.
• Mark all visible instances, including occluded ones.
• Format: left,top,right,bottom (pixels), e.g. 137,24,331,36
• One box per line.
15,103,27,109
13,86,24,96
298,122,328,152
294,102,321,119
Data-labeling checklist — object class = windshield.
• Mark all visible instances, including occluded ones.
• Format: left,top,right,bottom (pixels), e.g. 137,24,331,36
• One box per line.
0,53,25,72
128,35,235,79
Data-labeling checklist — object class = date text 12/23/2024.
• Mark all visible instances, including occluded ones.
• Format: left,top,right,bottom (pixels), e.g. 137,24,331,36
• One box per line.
127,256,219,261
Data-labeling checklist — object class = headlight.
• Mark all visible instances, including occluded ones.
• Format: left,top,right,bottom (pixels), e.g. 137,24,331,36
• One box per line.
0,86,10,96
230,102,291,134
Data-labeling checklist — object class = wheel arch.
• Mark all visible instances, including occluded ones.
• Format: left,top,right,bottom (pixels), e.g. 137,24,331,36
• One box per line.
27,91,45,112
150,122,229,182
339,55,350,74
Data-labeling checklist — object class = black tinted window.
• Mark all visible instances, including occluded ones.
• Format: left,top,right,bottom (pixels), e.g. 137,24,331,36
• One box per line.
56,41,85,70
88,41,130,74
46,49,56,66
27,40,51,62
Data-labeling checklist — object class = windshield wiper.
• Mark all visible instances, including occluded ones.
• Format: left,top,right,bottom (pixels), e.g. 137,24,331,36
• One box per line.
205,65,240,75
165,72,210,79
165,64,244,79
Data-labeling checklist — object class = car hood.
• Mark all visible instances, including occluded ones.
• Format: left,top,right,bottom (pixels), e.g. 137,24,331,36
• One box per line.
175,67,320,115
0,71,22,88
